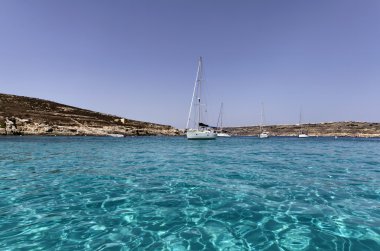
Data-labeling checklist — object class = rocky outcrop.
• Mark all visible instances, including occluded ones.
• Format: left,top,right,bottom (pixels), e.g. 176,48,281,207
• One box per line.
0,93,180,136
5,117,18,134
225,122,380,138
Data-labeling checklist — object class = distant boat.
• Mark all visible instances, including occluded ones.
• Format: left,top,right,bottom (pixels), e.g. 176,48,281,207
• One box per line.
185,57,217,140
216,102,231,137
217,132,230,137
108,134,124,138
258,102,269,138
298,108,309,138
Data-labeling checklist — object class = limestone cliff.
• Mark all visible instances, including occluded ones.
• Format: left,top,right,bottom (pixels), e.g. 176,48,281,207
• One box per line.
0,93,180,136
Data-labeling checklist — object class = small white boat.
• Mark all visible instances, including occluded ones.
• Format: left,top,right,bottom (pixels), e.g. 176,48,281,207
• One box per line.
185,57,217,140
108,134,124,138
216,102,231,137
217,132,231,137
259,132,269,138
298,133,309,138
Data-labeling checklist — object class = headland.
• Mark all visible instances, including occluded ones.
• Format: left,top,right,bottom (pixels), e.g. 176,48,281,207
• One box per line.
0,93,179,136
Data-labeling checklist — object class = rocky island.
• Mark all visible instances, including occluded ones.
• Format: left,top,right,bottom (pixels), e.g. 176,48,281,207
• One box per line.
225,122,380,138
0,93,180,136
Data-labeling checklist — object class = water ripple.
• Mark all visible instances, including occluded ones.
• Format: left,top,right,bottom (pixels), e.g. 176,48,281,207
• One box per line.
0,136,379,250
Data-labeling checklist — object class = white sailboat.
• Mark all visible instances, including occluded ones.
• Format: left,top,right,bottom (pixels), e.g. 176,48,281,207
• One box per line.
298,108,309,138
216,102,231,137
258,102,269,138
186,57,217,140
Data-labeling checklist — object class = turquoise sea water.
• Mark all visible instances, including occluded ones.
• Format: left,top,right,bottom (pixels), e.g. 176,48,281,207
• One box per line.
0,136,379,250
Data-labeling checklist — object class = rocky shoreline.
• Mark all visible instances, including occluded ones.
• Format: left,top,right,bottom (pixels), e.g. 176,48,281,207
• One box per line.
1,93,379,138
0,93,180,136
224,122,380,138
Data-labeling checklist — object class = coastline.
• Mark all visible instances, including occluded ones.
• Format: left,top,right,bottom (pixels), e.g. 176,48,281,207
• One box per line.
1,94,379,138
0,93,180,137
224,122,380,138
0,116,180,137
2,121,380,138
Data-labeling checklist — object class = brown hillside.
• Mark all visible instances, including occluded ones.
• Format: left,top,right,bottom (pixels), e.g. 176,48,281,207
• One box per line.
225,122,380,137
0,93,179,136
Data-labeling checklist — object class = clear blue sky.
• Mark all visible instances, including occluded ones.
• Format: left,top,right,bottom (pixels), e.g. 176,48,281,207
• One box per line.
1,0,379,128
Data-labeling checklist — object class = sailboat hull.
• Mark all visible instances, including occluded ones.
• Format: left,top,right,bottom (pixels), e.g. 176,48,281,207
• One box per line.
186,130,217,140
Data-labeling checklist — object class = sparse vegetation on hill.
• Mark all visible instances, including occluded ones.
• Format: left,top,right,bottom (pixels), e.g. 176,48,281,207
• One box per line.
225,122,380,137
0,93,179,136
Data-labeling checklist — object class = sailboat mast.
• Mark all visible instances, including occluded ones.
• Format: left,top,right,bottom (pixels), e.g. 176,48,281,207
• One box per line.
197,57,203,129
220,102,224,130
186,57,202,129
260,102,264,132
299,107,303,133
